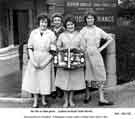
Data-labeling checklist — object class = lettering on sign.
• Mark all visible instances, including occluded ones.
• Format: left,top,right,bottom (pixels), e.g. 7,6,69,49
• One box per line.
93,3,117,7
97,16,114,22
74,15,84,23
66,2,80,7
66,2,92,7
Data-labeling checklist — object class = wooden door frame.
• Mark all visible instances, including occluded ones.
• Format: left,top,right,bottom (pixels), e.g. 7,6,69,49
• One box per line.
8,8,33,46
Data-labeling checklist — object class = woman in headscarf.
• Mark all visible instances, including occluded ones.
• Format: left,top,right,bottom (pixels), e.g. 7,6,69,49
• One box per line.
51,13,65,98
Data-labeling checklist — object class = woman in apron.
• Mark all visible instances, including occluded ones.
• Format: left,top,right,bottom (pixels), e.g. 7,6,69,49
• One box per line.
80,11,114,106
22,13,56,108
55,15,86,107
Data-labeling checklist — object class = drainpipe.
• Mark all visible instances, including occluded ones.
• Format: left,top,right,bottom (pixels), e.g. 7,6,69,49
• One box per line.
0,3,3,48
106,33,117,87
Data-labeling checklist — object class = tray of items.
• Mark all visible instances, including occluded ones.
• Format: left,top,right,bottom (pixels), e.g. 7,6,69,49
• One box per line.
53,48,85,70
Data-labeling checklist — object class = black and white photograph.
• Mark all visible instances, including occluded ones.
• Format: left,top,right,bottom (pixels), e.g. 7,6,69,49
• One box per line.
0,0,135,118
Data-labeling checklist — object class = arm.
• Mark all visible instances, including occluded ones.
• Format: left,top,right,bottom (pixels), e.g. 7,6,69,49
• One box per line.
27,31,39,68
28,49,39,68
39,53,53,69
98,30,114,52
79,32,87,51
79,29,88,56
57,33,65,51
49,32,57,55
40,31,56,69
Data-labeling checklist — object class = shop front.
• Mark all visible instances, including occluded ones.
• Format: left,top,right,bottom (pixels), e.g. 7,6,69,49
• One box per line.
0,0,118,96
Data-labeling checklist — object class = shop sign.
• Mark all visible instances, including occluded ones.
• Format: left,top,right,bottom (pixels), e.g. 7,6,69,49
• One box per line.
64,0,117,29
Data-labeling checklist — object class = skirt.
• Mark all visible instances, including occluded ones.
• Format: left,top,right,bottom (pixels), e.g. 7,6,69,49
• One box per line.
22,60,55,95
55,68,86,91
85,48,106,88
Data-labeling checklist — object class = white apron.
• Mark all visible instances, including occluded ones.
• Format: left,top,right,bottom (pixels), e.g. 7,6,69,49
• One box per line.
22,28,56,94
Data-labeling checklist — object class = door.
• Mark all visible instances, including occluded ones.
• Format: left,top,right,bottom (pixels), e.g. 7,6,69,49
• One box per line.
13,10,29,45
13,10,29,71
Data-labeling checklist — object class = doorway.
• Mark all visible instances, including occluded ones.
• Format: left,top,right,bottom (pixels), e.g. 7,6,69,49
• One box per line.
13,10,29,45
13,10,29,71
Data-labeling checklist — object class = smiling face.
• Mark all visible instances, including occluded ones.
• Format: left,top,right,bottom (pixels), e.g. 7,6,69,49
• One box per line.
66,21,75,32
53,16,62,28
86,15,95,26
39,18,48,31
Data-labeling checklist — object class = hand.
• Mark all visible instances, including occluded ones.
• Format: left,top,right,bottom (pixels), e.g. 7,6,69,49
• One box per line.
39,62,49,70
86,49,94,56
34,64,41,69
50,44,57,51
98,48,103,52
58,48,66,51
39,55,53,69
71,48,81,52
30,59,40,69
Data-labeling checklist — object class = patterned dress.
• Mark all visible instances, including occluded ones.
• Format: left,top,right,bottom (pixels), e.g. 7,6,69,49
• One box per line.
80,26,113,88
52,26,65,39
22,28,56,95
55,31,86,91
52,26,65,76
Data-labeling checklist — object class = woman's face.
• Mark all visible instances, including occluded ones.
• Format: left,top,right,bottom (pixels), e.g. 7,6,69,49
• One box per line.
66,21,75,32
39,18,48,31
86,15,95,26
53,17,62,28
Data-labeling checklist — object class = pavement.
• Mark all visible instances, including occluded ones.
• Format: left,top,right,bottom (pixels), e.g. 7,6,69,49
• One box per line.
0,81,135,108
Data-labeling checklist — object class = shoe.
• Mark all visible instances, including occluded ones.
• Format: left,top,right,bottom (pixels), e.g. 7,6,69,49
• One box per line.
57,92,64,98
63,103,68,108
83,96,91,104
32,104,39,108
42,103,49,108
69,103,75,107
51,93,57,99
57,89,64,98
98,101,114,106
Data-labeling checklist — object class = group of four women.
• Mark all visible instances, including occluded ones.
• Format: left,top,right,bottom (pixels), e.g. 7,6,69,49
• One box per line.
22,11,114,108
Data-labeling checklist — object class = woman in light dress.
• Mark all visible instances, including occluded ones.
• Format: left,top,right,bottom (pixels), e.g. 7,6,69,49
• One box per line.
22,13,56,108
80,12,114,106
55,15,86,107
